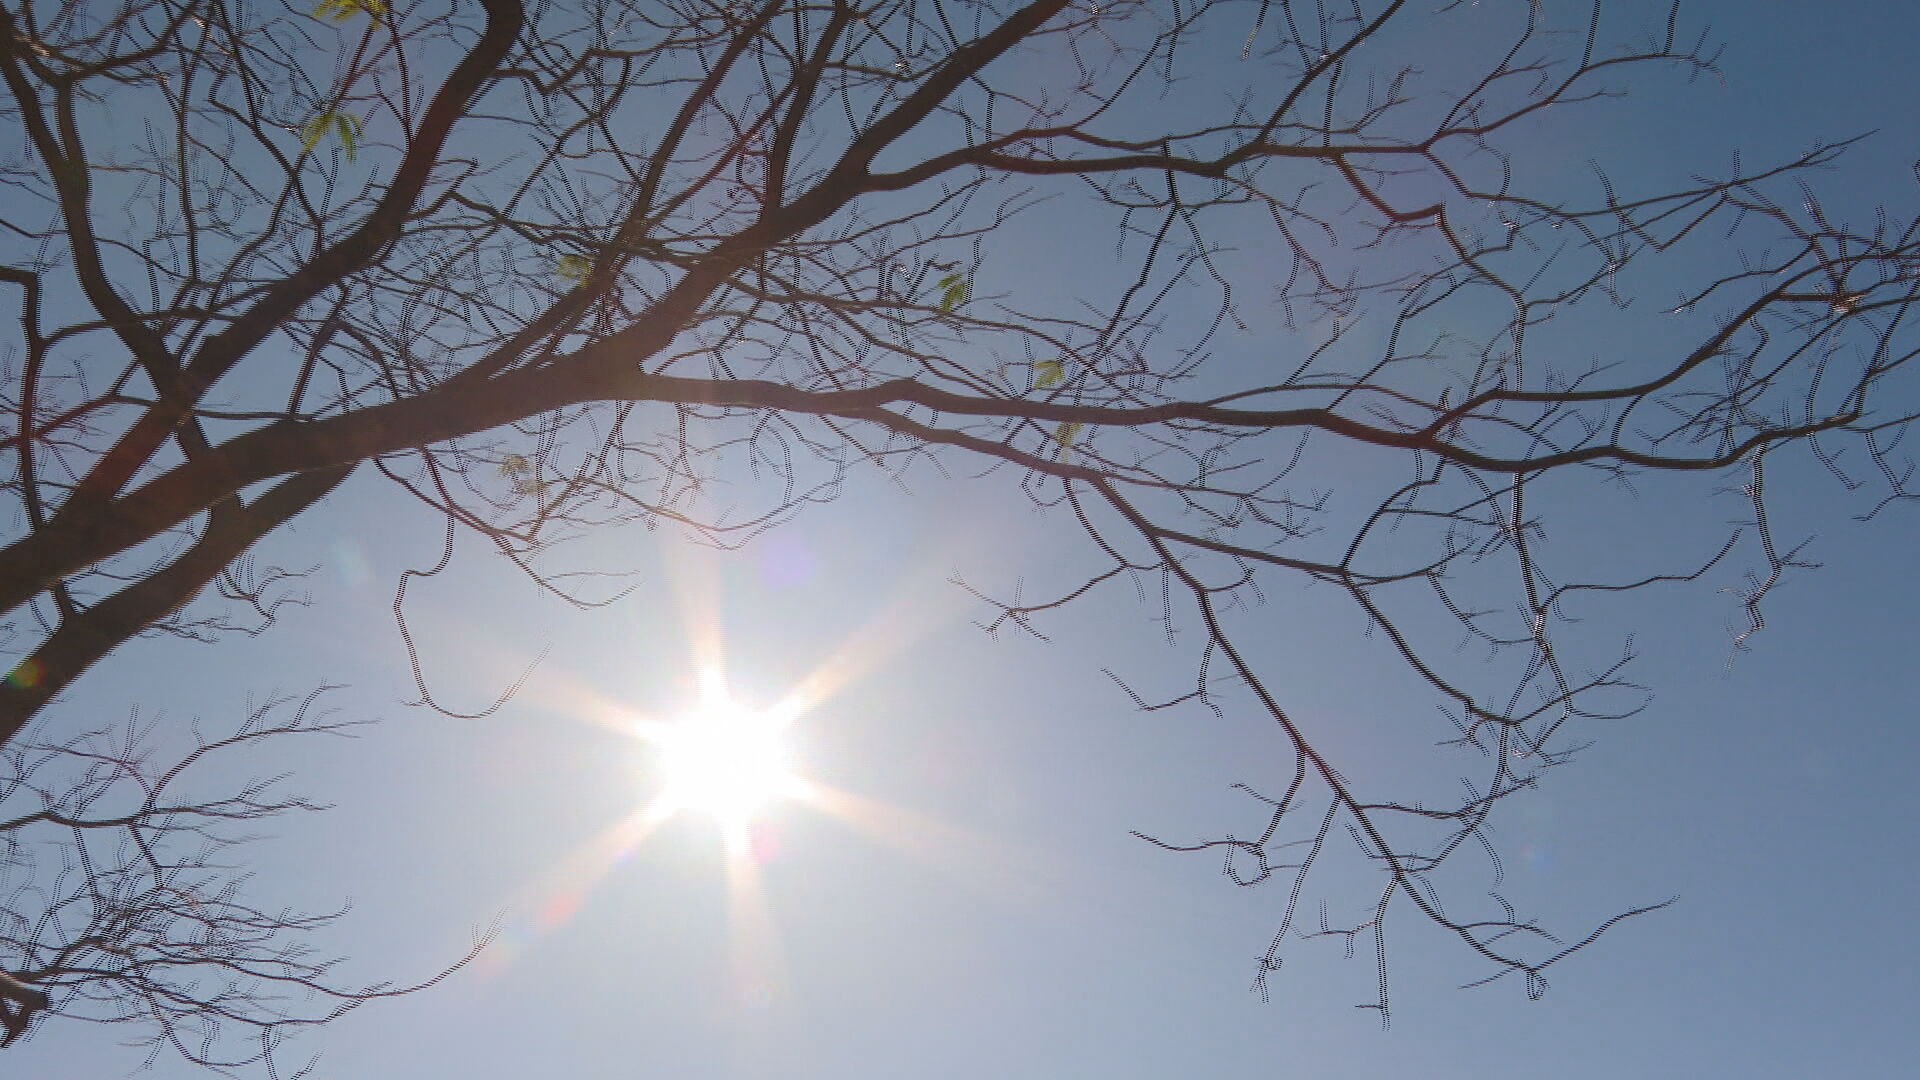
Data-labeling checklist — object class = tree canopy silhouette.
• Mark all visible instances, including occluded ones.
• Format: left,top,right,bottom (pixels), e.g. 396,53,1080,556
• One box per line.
0,0,1915,1061
0,689,486,1073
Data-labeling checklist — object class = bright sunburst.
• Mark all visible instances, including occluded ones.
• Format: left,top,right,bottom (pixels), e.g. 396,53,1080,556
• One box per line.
650,674,802,832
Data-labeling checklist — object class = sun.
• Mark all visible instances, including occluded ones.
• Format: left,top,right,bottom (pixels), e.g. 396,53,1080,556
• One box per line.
652,691,801,830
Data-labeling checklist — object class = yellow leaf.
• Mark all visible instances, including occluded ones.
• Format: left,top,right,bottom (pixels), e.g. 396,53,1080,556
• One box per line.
333,113,362,162
555,254,592,284
299,109,364,162
1034,360,1066,389
313,0,387,22
299,114,329,154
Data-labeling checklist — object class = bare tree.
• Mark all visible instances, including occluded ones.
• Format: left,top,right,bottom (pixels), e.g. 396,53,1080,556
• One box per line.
0,0,1913,1053
0,688,485,1072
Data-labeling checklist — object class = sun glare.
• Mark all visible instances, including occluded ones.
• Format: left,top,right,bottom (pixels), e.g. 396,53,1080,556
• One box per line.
654,693,800,829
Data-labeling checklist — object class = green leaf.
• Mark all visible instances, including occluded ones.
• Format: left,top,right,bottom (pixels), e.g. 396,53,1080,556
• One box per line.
299,114,329,155
333,112,362,162
555,254,593,285
1034,359,1067,389
312,0,387,22
300,109,364,162
936,272,969,314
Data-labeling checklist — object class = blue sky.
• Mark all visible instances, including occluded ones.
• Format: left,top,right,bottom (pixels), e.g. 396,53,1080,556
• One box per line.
9,1,1920,1076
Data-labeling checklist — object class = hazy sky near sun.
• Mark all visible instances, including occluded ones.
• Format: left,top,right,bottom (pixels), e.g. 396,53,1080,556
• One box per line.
10,2,1920,1077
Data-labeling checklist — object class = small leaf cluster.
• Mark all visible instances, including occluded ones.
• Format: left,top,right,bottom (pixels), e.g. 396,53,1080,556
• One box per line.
312,0,387,23
498,454,550,495
300,110,364,162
